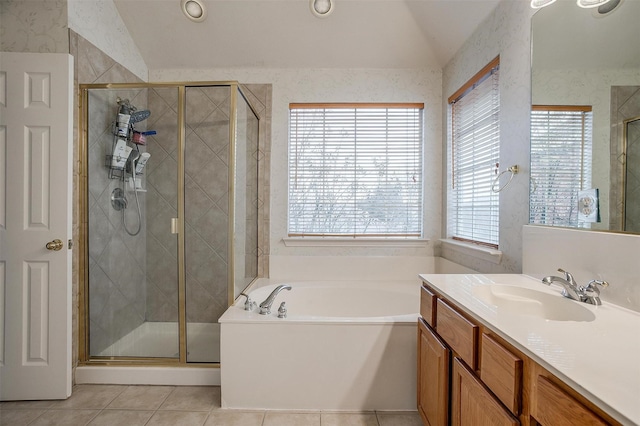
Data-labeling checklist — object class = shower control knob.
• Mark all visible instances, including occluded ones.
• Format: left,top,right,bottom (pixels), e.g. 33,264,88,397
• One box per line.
46,239,64,251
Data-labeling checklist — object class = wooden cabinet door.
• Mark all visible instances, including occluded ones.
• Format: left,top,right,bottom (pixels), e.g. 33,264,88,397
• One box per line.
533,376,607,426
417,319,450,426
451,358,519,426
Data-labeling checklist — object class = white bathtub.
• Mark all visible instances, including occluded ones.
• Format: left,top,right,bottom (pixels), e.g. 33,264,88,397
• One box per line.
219,280,420,411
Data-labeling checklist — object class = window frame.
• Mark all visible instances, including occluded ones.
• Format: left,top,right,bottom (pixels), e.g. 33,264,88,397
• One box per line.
447,56,501,249
287,102,425,239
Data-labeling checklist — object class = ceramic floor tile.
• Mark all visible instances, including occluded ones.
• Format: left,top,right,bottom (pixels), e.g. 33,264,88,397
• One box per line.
107,385,174,410
28,409,100,426
0,409,47,426
0,400,55,410
321,412,380,426
263,411,321,426
376,411,423,426
87,409,154,426
204,410,265,426
146,410,209,426
159,386,218,411
49,384,126,409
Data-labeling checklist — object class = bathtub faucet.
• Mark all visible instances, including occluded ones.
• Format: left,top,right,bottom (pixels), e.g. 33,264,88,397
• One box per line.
259,285,292,315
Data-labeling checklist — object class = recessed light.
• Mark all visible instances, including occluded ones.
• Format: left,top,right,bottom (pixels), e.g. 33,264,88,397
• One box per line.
181,0,207,22
310,0,334,18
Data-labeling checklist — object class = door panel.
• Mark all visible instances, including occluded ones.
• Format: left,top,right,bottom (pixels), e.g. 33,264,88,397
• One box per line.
0,52,73,400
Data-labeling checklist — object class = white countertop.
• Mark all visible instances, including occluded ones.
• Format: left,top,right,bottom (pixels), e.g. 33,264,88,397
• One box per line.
418,273,640,426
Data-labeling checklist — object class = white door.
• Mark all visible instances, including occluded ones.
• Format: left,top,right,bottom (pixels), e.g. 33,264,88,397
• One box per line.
0,52,73,400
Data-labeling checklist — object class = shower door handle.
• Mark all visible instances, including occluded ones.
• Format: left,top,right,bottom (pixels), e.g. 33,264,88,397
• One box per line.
171,218,179,234
46,239,64,251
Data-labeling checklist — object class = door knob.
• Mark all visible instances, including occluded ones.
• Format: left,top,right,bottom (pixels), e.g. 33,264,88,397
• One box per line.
46,239,64,251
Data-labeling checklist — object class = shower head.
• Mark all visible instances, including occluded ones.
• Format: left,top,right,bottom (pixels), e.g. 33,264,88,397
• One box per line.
130,110,151,123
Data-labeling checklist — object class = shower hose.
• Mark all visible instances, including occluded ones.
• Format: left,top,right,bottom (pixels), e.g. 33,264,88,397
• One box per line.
123,155,142,236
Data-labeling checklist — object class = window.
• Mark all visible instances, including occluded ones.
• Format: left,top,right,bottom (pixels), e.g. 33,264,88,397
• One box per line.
448,57,500,248
288,103,424,237
530,106,593,227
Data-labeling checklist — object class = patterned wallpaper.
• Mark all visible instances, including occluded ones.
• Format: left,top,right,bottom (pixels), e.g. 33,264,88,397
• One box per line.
0,0,69,53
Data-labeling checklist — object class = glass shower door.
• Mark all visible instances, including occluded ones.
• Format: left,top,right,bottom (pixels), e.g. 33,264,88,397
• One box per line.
87,86,180,359
184,86,232,363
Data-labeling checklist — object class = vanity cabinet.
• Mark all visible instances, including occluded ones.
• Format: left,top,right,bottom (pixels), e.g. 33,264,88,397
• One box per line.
418,280,618,426
417,319,449,426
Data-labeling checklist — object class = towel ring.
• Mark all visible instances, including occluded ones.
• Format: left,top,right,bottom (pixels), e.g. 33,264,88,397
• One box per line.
491,165,519,193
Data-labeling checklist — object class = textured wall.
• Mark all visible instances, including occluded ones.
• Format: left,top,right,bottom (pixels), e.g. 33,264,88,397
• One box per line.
0,0,69,53
441,1,534,273
67,0,148,81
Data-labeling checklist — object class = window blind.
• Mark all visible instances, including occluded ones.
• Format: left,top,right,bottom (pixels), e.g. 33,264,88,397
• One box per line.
530,106,593,227
288,103,424,237
449,61,500,248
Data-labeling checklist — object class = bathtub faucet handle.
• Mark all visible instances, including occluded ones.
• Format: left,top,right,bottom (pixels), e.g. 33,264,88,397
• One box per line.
278,302,287,319
240,292,256,311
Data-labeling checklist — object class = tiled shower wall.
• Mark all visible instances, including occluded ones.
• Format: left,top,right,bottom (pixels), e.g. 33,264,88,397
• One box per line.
610,86,640,232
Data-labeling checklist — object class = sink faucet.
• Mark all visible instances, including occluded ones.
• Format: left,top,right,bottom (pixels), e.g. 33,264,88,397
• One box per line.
259,285,292,315
542,268,609,305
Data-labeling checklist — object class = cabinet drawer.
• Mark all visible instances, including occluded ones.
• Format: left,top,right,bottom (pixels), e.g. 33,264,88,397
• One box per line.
534,375,607,426
420,285,437,327
436,299,478,369
480,333,522,416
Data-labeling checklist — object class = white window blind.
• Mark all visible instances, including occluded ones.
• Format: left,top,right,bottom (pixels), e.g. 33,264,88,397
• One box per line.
288,103,424,237
530,106,593,227
449,60,500,248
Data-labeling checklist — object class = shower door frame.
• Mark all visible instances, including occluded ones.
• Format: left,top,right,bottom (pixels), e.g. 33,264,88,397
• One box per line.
78,81,260,366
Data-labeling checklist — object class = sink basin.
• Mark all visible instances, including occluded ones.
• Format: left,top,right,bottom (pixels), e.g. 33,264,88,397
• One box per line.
472,285,596,322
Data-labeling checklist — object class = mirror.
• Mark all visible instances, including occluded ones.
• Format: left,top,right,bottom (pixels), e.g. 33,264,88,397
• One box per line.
530,0,640,233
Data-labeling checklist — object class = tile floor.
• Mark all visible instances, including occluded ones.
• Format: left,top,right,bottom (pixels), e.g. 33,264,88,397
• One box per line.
0,385,423,426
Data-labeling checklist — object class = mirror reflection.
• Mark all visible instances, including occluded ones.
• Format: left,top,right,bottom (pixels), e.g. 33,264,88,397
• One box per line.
530,0,640,233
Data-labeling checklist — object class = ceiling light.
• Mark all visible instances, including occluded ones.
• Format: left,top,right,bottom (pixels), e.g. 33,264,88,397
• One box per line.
530,0,557,8
577,0,612,7
181,0,207,22
310,0,334,18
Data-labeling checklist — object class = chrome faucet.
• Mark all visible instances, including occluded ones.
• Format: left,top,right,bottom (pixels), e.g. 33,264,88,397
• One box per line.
259,285,292,315
542,268,609,305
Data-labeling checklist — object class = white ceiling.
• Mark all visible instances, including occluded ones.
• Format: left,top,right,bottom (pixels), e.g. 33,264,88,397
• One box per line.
113,0,501,70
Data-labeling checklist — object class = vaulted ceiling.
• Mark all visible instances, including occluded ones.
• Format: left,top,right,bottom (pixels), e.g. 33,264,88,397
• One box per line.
113,0,501,70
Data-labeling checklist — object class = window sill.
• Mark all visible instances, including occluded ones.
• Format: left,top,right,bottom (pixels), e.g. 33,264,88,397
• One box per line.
283,237,429,248
440,238,502,265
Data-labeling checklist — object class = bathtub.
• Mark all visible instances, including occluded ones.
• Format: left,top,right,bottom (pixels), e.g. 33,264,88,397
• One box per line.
219,280,420,411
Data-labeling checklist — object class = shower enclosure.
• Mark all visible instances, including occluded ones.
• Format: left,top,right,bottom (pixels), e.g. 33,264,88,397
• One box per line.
79,82,259,364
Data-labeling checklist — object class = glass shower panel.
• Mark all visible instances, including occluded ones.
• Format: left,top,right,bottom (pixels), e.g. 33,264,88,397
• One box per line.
87,87,180,359
234,89,260,301
184,86,231,363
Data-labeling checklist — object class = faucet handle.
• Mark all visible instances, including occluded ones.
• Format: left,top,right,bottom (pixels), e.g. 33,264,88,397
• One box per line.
583,279,609,295
557,268,576,285
581,280,609,305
